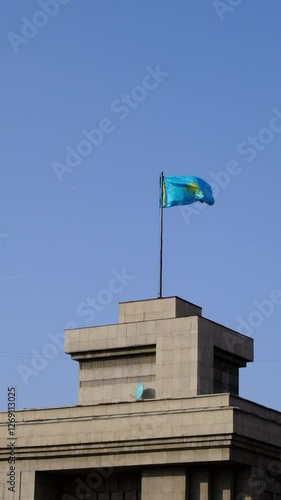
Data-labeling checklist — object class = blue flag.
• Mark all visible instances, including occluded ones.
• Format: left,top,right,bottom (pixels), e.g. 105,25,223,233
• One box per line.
161,175,214,208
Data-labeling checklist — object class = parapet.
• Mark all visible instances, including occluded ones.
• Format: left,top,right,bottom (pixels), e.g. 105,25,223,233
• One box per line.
118,297,202,323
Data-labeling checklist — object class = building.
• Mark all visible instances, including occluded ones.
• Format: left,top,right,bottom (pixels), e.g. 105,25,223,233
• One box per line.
1,296,281,499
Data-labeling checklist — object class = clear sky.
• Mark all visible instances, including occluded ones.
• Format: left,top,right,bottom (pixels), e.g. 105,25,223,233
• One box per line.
1,0,281,412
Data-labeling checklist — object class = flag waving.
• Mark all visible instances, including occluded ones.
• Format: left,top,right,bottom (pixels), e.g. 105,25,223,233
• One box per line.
160,175,214,208
158,173,214,297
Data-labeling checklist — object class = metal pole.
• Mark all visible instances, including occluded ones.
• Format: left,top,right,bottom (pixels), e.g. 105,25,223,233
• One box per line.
159,172,164,298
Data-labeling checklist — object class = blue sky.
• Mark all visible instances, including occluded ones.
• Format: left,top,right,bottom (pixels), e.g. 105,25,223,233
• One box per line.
1,0,281,411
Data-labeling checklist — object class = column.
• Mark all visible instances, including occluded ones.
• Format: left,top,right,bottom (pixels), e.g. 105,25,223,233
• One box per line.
0,470,34,500
212,469,233,500
20,472,35,500
142,468,186,500
190,468,210,499
235,467,254,500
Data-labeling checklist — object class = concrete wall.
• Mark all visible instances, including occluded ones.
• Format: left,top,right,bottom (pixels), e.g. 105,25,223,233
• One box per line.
65,297,253,405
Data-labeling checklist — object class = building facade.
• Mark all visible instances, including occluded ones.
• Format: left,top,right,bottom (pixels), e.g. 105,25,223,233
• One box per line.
1,296,281,499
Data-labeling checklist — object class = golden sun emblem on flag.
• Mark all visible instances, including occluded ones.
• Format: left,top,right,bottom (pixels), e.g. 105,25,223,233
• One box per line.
184,182,203,196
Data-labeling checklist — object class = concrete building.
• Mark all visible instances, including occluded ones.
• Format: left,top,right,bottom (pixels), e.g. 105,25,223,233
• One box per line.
1,296,281,499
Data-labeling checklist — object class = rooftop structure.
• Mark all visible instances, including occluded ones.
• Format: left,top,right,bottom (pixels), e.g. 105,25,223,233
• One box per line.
1,297,280,499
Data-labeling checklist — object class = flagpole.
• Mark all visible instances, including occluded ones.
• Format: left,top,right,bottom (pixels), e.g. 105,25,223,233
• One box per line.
159,172,164,298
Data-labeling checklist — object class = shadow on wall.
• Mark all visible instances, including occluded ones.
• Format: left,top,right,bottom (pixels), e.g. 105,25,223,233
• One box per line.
142,388,155,400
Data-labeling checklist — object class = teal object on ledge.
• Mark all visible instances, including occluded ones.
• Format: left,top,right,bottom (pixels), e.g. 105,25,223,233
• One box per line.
134,383,144,400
